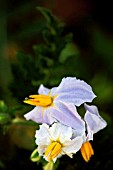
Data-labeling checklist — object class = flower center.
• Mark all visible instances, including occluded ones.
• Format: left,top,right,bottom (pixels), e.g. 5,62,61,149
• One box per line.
23,94,52,107
45,142,62,161
80,141,94,162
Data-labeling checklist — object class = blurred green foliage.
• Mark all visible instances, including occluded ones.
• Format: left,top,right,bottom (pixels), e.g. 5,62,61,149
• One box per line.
9,6,80,102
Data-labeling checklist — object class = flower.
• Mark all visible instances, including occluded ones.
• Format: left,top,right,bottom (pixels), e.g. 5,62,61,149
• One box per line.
24,77,96,124
35,122,84,162
75,103,107,162
54,102,107,162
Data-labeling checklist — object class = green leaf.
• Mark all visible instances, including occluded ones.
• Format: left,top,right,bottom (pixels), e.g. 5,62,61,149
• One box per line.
0,113,11,124
36,6,64,29
91,74,113,104
0,100,8,113
9,121,37,150
59,43,79,63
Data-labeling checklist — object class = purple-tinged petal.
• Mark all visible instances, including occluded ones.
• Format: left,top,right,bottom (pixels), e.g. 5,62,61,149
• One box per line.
24,106,55,124
43,107,57,124
51,101,85,130
86,125,94,141
38,84,50,95
38,84,58,97
54,77,96,106
50,87,57,96
84,104,107,134
84,103,99,116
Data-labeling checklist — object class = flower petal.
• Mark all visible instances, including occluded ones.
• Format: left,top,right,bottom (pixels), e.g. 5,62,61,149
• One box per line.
38,145,47,156
38,84,50,95
38,84,58,97
62,136,83,155
84,104,107,134
86,125,94,141
35,122,84,162
54,77,96,106
35,124,51,146
44,107,57,124
24,106,55,124
51,101,85,130
49,122,73,142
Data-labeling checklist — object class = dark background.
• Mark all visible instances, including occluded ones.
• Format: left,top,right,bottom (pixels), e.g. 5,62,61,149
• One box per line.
0,0,113,169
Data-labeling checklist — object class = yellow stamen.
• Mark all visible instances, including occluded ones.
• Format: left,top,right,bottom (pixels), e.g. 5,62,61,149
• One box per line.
51,148,62,160
87,141,94,156
23,94,52,107
51,143,61,156
45,142,57,156
80,141,94,162
45,142,62,161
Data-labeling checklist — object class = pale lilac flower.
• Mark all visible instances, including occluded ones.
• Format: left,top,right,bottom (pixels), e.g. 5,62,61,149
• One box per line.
83,103,107,141
78,103,107,162
35,122,84,162
24,77,96,124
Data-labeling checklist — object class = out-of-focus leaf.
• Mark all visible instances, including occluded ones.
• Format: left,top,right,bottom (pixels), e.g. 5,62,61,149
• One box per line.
92,29,113,57
59,43,79,63
91,28,113,73
0,113,11,125
100,111,112,126
9,6,77,102
12,117,39,126
0,160,5,169
37,6,64,31
15,20,46,40
91,74,113,105
0,100,8,113
9,118,38,150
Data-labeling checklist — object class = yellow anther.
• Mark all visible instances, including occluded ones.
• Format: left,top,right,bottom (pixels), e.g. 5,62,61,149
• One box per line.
80,141,94,162
45,142,62,161
23,94,52,107
87,141,94,156
45,142,57,156
51,143,61,156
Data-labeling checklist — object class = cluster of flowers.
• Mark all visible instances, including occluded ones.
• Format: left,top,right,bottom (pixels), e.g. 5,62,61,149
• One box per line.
24,77,107,163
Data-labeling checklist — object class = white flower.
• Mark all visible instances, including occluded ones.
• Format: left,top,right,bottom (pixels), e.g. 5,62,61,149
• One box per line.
35,122,84,162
